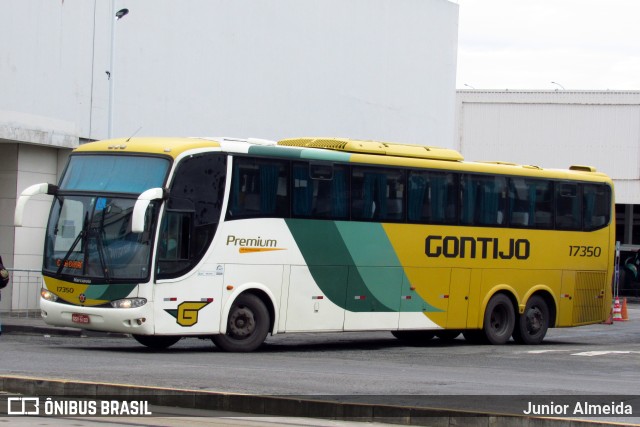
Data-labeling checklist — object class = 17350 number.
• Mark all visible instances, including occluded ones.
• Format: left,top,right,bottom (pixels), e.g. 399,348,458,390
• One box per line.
568,245,602,257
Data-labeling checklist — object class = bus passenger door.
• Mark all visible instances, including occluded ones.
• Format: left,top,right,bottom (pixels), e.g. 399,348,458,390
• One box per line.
344,267,402,330
286,266,346,332
447,268,471,329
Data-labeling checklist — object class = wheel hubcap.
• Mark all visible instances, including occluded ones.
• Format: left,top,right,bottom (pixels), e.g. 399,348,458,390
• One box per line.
228,306,255,338
526,307,543,335
490,306,507,333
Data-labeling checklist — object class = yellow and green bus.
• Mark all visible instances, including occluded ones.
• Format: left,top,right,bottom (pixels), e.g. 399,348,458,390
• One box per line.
15,136,614,351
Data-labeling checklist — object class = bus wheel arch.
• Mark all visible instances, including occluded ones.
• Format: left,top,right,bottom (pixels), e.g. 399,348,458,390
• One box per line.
242,288,276,334
213,290,274,352
512,291,554,345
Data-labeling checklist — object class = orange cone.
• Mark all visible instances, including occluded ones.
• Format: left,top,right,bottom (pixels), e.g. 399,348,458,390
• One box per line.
613,298,623,321
621,298,629,321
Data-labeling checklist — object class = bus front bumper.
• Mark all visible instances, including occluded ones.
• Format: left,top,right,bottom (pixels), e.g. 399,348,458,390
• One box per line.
40,298,154,335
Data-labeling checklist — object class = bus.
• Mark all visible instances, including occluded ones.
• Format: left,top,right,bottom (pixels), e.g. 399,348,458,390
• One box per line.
15,136,614,351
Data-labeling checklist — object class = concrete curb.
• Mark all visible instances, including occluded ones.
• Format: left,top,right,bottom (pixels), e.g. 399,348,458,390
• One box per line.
0,375,628,426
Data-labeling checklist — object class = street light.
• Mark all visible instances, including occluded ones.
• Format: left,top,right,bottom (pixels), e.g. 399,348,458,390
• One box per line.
550,81,565,90
107,3,129,138
116,8,129,20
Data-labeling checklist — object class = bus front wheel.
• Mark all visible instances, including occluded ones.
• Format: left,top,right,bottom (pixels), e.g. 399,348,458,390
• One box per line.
483,293,515,345
212,293,270,352
512,295,549,345
132,334,181,349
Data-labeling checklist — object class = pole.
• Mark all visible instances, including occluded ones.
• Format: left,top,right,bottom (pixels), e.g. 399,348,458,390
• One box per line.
107,0,116,139
614,241,620,299
107,4,129,138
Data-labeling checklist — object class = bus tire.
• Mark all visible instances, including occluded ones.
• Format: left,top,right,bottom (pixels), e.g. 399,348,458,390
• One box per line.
391,330,435,343
483,293,515,345
212,293,270,352
132,334,181,349
512,295,549,345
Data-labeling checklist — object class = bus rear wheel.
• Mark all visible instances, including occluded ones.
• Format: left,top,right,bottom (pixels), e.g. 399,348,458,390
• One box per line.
512,295,549,345
132,334,181,349
483,293,515,345
212,293,270,352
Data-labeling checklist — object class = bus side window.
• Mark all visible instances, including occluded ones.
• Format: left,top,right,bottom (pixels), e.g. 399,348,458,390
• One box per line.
461,174,506,226
583,183,610,230
292,162,349,220
509,178,553,228
156,210,193,278
407,170,457,224
555,183,582,230
508,178,530,226
158,211,191,261
533,181,553,228
157,153,226,280
351,167,405,222
229,158,289,218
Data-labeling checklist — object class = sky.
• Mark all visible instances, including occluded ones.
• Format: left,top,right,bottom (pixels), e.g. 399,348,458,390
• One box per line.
455,0,640,90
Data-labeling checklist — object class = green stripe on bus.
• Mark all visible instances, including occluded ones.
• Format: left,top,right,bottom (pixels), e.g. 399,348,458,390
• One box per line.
285,219,437,313
247,146,351,162
83,283,137,301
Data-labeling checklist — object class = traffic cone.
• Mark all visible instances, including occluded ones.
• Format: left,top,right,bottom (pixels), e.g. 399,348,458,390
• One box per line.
621,298,629,321
612,298,623,321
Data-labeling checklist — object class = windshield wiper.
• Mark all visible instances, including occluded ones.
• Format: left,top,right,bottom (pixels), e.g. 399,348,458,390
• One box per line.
56,229,86,276
93,226,111,281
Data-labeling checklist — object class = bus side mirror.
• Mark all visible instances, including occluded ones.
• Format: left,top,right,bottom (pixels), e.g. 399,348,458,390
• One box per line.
131,187,167,233
14,183,58,227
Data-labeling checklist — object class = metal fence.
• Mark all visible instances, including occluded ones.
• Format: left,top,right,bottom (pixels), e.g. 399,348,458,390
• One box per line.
2,269,42,315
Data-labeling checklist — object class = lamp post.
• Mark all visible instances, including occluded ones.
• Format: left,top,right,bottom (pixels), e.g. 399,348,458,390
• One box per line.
107,3,129,139
550,81,565,90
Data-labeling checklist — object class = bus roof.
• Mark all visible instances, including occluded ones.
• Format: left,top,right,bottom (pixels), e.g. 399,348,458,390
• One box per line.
73,137,222,158
278,137,464,161
74,136,611,183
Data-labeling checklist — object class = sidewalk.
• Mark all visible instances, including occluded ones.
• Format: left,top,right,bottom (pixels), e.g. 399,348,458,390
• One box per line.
0,312,126,337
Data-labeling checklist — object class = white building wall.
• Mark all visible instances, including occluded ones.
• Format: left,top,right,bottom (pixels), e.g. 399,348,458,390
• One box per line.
1,0,459,146
0,143,18,312
13,145,58,270
455,91,640,204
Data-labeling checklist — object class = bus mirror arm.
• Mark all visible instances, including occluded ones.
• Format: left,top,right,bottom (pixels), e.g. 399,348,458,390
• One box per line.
14,183,58,227
131,187,167,233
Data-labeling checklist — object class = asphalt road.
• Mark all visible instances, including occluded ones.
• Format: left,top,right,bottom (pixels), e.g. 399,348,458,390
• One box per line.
1,307,639,423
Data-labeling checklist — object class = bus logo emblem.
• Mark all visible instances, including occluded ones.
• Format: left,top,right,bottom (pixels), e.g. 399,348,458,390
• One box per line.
78,294,86,303
165,301,210,327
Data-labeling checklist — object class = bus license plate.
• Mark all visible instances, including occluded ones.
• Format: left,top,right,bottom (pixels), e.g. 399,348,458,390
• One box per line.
72,313,90,324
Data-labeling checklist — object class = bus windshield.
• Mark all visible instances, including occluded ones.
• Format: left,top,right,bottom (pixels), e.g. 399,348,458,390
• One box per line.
59,154,169,193
43,155,170,282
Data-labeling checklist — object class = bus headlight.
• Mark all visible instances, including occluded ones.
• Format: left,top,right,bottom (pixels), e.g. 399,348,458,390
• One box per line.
41,288,59,302
110,298,147,309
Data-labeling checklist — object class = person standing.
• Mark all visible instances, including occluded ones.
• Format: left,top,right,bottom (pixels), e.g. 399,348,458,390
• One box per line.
0,256,9,336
